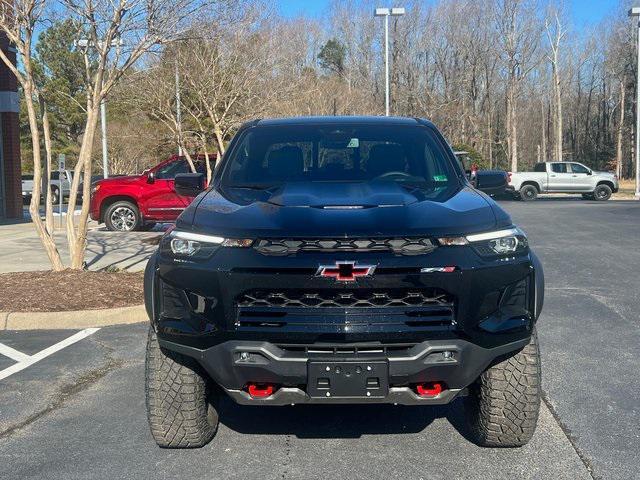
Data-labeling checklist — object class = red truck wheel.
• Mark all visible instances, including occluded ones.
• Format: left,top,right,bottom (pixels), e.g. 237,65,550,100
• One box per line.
105,201,141,231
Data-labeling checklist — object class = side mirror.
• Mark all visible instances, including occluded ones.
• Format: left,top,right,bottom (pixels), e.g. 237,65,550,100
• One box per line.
174,173,205,197
586,170,592,175
147,171,155,184
473,171,508,196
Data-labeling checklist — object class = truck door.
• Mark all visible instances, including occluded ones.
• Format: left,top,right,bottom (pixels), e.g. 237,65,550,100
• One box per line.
568,163,593,192
143,159,194,220
547,163,572,191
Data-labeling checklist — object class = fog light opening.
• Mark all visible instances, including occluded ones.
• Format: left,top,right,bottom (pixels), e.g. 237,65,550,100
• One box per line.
246,383,276,398
415,381,446,398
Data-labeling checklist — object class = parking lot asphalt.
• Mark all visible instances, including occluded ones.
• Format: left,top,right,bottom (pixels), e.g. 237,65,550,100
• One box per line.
1,198,639,479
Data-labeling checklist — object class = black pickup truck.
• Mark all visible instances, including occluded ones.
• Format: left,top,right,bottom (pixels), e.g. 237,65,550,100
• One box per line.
144,116,544,449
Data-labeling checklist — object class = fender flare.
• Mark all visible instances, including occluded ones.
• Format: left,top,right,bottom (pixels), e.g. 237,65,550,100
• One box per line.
530,251,545,321
144,251,158,324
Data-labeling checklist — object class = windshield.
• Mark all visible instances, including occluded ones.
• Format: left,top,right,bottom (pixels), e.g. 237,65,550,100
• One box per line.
220,124,458,191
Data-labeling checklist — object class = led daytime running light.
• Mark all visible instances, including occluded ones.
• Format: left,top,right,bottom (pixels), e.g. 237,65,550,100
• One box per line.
170,230,225,244
438,228,525,248
465,228,520,242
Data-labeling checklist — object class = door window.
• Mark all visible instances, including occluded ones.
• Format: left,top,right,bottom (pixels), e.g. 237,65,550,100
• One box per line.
155,159,207,179
155,160,190,180
551,163,568,173
569,163,590,174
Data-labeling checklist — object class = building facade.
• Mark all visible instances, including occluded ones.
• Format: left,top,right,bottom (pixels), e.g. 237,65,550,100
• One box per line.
0,32,21,220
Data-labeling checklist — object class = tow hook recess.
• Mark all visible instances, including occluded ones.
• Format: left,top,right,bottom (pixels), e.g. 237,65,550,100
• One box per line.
415,381,446,397
246,383,276,398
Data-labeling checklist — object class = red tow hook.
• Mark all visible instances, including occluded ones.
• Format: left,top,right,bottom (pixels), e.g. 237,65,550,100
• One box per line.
415,381,445,398
247,383,276,398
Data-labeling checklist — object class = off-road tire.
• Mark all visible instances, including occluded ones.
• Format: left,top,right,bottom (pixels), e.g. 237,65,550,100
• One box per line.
104,200,141,231
145,327,219,448
593,184,612,201
519,185,538,202
464,329,541,448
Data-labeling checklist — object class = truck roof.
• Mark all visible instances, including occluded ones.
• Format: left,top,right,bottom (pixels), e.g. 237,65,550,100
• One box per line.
255,115,435,128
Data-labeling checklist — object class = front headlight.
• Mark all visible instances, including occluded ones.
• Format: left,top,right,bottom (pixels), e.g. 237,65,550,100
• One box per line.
160,230,253,260
438,227,528,257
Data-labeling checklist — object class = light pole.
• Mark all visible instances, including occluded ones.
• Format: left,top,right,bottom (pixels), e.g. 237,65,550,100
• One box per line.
76,38,121,178
99,94,108,178
629,7,640,199
374,7,405,116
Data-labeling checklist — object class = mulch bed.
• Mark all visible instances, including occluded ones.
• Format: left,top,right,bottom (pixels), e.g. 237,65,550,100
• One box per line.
0,270,144,312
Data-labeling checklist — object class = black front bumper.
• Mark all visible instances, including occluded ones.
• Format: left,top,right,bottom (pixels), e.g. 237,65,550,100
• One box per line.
145,244,544,405
158,335,530,405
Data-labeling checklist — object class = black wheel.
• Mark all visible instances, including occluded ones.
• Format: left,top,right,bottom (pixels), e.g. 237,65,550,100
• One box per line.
145,327,219,448
593,184,612,201
519,185,538,202
464,329,541,448
104,200,141,231
50,187,59,205
581,193,594,200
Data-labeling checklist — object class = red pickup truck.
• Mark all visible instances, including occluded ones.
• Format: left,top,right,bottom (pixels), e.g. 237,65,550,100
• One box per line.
90,155,208,231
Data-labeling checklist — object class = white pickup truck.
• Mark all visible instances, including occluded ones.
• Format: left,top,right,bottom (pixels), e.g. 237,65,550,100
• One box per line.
508,162,619,201
22,170,75,204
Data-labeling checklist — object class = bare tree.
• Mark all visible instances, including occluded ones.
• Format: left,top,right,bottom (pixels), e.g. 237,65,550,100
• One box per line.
545,7,567,161
0,0,64,270
61,0,207,269
123,60,199,172
105,0,637,178
493,0,541,172
181,15,286,156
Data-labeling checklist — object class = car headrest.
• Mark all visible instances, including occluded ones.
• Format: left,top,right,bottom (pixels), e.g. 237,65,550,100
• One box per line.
367,144,407,178
267,146,304,181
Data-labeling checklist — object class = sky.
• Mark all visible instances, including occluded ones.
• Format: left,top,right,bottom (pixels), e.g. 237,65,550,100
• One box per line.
276,0,621,26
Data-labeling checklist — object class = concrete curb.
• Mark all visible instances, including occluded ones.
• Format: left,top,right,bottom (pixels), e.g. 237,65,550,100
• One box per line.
0,304,147,331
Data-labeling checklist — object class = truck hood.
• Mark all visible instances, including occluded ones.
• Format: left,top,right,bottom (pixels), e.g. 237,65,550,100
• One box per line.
96,174,142,186
181,182,508,238
593,170,616,177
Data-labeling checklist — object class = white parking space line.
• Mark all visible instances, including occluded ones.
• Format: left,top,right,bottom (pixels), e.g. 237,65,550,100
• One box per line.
0,328,100,381
0,343,31,362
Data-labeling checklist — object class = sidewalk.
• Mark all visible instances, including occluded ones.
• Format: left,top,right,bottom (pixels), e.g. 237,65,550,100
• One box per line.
0,221,161,273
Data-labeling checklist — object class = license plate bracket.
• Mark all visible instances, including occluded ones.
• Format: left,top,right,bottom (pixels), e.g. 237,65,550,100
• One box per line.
307,361,389,399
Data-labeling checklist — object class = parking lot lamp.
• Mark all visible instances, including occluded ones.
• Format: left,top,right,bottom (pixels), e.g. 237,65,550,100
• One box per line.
374,7,405,116
629,7,640,198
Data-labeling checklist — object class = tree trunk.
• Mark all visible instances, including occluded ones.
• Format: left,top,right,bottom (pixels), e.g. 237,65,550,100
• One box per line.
203,149,212,185
553,61,563,161
182,149,196,173
506,82,518,172
541,100,547,162
213,125,225,157
66,105,100,269
616,79,625,179
486,110,493,169
40,98,55,234
24,83,64,271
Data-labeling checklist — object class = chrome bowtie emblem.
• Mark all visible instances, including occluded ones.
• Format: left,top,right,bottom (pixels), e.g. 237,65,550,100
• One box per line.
316,261,377,282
